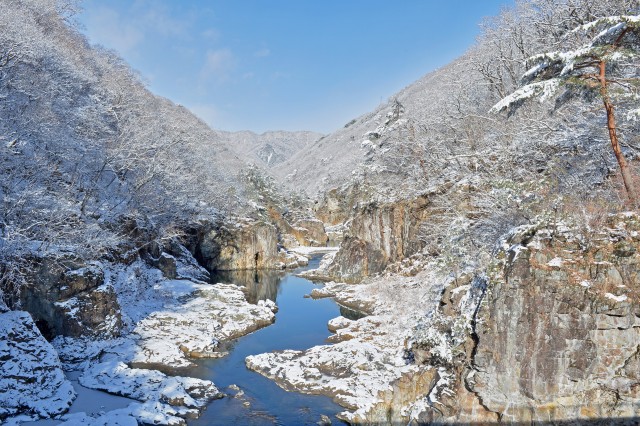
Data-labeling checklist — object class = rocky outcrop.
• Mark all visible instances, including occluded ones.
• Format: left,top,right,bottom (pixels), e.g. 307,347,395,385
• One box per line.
470,216,640,422
327,195,430,282
409,214,640,423
192,218,311,271
19,256,122,339
194,220,281,270
288,218,329,247
314,186,361,226
0,309,75,421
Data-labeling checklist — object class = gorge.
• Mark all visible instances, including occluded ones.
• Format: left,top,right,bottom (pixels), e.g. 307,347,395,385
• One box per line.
2,0,640,425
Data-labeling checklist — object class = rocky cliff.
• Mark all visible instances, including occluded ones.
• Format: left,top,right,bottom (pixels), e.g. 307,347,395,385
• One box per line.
411,213,640,423
324,194,429,282
191,219,309,271
248,214,640,424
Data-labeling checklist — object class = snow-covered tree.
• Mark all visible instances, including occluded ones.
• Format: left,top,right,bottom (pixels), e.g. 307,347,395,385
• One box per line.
491,15,640,204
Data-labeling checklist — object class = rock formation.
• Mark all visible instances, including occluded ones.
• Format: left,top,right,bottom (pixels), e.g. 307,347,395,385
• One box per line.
0,307,75,421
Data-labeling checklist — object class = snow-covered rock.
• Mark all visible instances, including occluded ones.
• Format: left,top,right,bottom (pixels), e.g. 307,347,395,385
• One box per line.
0,310,75,421
247,266,446,423
79,361,220,409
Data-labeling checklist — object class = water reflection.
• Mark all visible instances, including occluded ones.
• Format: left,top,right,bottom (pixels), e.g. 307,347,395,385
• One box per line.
210,268,285,304
339,303,368,320
187,255,347,425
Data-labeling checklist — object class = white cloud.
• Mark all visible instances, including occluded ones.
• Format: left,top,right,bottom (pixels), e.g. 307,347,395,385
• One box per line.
186,103,219,128
82,1,197,57
254,47,270,58
141,6,190,37
83,6,144,55
201,28,220,41
200,48,236,81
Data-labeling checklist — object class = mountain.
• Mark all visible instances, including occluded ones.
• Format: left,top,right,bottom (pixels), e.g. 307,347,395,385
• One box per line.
218,130,322,168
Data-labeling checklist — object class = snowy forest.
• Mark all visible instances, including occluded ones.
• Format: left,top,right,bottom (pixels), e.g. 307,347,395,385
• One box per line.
2,0,640,424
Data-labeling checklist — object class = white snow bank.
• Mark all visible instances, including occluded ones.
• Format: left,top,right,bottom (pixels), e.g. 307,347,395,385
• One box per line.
79,360,219,409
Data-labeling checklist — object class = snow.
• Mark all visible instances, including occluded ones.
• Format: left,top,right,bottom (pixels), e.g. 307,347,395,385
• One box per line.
33,257,279,425
547,257,564,267
288,246,340,256
605,292,628,302
627,108,640,121
53,400,195,426
79,361,219,409
248,265,446,423
0,311,75,421
490,79,561,113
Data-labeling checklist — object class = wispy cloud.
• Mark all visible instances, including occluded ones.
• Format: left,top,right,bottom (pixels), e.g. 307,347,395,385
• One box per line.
200,48,236,82
254,47,270,58
82,1,199,57
83,6,144,55
186,103,219,128
201,28,220,42
141,5,190,37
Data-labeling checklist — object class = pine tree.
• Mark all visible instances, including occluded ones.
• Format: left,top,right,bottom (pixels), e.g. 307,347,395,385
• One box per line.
492,15,640,205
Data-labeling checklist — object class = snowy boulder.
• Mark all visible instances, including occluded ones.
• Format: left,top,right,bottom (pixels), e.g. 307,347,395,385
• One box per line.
327,316,353,333
79,360,221,409
0,310,75,421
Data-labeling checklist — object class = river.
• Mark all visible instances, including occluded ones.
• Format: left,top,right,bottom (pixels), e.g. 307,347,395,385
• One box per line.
28,253,350,425
185,253,347,425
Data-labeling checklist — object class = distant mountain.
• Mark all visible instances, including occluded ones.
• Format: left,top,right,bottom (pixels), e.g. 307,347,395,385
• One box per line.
218,130,322,168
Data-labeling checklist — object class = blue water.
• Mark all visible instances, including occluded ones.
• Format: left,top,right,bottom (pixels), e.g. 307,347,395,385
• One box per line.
185,255,348,425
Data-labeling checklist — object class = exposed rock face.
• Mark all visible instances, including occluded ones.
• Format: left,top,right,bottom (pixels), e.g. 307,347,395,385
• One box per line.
0,310,75,421
409,214,640,423
194,220,282,270
470,217,640,421
327,237,387,282
314,187,358,225
289,218,329,247
19,257,122,339
327,195,429,282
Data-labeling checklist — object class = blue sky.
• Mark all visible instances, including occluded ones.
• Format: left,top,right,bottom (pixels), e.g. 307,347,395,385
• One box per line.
79,0,513,134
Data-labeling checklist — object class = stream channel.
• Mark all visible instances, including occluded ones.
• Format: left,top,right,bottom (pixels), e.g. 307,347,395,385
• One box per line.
183,253,351,425
31,253,352,425
184,253,350,425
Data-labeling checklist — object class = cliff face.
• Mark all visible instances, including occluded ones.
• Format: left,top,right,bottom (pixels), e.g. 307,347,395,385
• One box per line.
192,219,309,271
194,220,281,271
19,257,122,340
411,214,640,423
327,195,429,282
471,216,640,421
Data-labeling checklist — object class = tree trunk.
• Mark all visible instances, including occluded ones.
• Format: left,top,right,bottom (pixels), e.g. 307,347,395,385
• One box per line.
599,60,637,206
